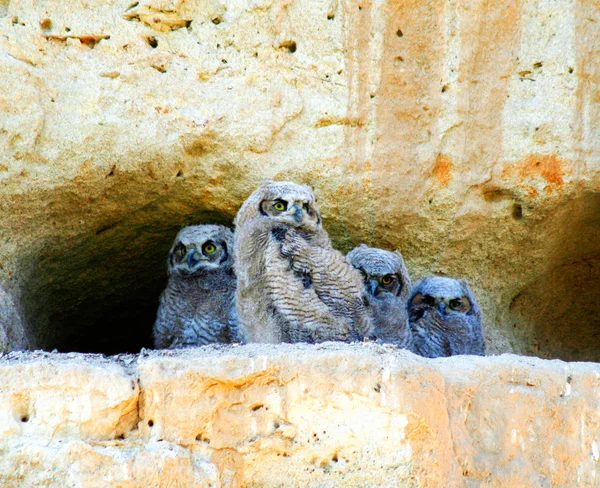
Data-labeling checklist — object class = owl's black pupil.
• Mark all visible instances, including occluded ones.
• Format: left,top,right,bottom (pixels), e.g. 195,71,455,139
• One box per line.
450,299,462,310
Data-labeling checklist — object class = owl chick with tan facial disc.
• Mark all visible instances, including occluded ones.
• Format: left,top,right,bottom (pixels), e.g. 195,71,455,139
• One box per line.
234,181,373,344
406,276,485,357
347,244,412,346
153,224,238,349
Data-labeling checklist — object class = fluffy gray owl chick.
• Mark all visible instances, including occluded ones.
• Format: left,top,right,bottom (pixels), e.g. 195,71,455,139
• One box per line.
347,244,412,346
234,180,372,344
153,225,238,349
406,276,485,357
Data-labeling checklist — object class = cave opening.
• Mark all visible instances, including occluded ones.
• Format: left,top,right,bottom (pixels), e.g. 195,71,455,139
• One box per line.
20,209,235,355
509,191,600,362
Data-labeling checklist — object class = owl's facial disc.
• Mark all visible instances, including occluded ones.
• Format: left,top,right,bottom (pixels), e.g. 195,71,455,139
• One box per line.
365,273,402,298
260,198,319,228
410,293,471,315
170,239,227,275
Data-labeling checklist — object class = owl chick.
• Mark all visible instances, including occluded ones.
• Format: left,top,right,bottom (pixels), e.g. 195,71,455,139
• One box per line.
234,181,372,344
406,276,485,357
153,225,238,349
347,244,412,346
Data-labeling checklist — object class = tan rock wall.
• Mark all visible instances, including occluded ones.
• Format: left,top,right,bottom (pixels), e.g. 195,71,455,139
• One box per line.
1,344,600,486
1,0,599,356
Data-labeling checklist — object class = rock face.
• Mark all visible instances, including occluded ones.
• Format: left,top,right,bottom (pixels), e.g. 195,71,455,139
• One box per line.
0,285,28,351
1,344,600,487
0,0,599,358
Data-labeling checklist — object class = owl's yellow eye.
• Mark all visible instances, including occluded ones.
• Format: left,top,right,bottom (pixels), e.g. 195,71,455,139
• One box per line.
381,275,394,286
273,200,287,212
203,242,217,254
177,245,187,257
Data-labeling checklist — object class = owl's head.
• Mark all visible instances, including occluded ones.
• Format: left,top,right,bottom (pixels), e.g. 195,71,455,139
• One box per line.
347,244,411,301
407,276,481,321
167,225,234,276
235,180,322,231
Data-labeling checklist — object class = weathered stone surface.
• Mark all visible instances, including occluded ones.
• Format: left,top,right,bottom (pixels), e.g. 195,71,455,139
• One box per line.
0,285,28,351
1,344,600,486
0,352,138,440
0,439,217,487
0,0,599,360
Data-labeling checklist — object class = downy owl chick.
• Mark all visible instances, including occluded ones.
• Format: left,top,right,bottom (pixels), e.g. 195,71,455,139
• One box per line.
347,244,412,346
406,276,485,357
153,225,238,349
234,180,372,344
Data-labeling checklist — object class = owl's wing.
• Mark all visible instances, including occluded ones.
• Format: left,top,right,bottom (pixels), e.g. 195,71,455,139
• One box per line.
227,307,242,343
264,238,351,343
153,292,181,349
279,229,373,339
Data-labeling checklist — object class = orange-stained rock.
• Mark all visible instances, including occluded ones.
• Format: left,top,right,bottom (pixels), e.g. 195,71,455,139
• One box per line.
1,345,600,487
0,0,599,360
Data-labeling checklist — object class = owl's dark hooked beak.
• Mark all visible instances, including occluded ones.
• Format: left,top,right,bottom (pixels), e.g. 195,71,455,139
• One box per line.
187,249,200,268
437,301,447,315
367,279,379,296
291,204,303,223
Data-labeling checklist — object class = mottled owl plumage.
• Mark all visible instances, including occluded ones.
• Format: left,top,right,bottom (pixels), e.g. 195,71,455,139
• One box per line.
153,225,238,349
406,276,485,357
234,180,373,344
347,244,412,346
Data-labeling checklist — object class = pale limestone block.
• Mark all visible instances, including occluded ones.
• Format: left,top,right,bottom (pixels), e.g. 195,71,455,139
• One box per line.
0,356,138,440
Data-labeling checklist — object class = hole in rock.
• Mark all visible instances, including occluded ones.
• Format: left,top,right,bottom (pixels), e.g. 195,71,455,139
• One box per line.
148,420,154,427
512,203,523,220
279,40,297,53
146,36,158,48
509,192,600,361
39,18,52,30
19,190,235,354
21,416,29,423
196,433,210,443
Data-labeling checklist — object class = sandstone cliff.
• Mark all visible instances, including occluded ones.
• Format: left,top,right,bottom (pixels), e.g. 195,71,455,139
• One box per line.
1,1,600,484
2,0,599,359
1,344,599,487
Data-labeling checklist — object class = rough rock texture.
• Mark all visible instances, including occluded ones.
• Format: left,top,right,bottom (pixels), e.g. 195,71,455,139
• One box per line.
0,285,28,351
1,344,600,487
0,0,599,358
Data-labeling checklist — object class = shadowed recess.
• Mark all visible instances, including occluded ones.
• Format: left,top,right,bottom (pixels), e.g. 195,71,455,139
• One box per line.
20,206,235,354
509,192,600,361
